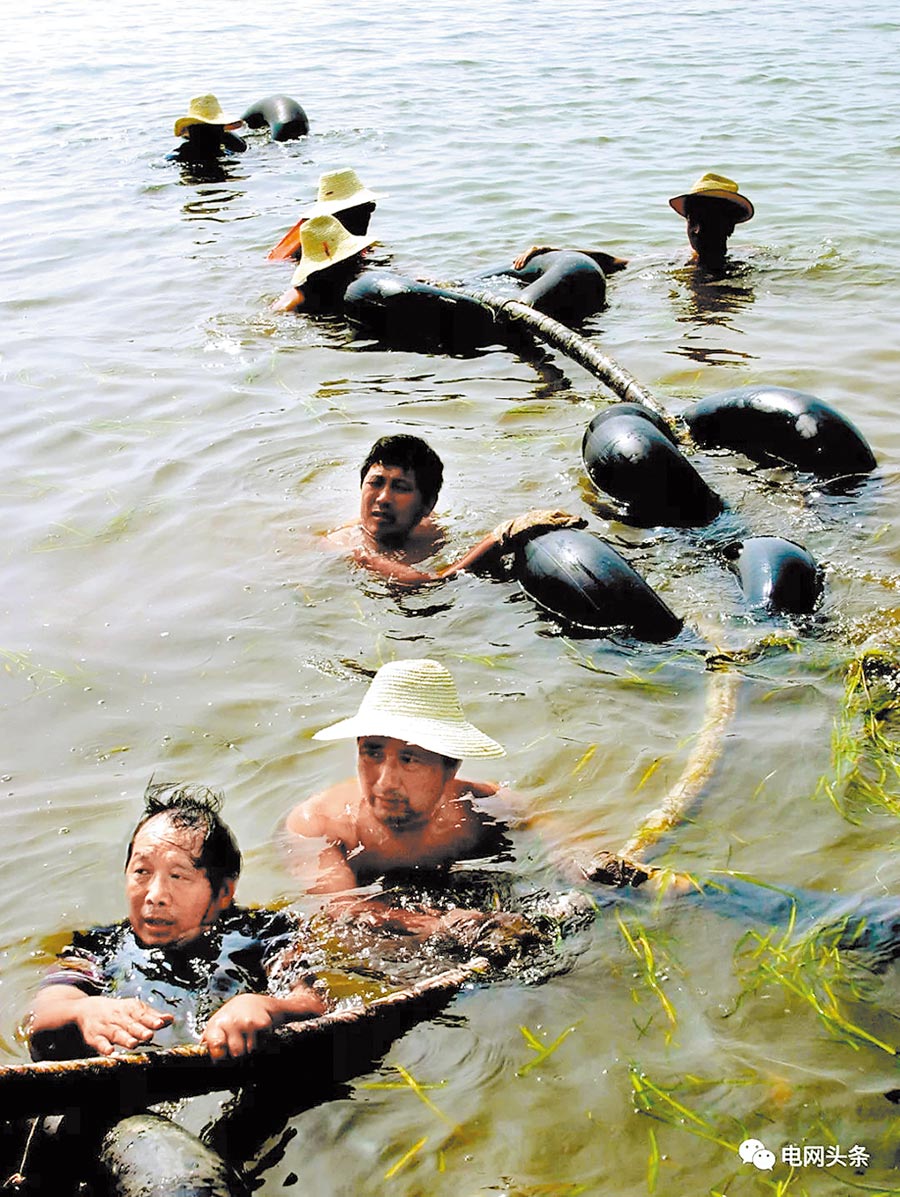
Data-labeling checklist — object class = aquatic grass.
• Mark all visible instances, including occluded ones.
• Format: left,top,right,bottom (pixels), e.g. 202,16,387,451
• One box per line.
730,909,896,1057
362,1063,464,1181
629,1069,813,1195
0,649,83,695
34,507,144,551
815,649,900,823
615,914,680,1040
516,1023,578,1076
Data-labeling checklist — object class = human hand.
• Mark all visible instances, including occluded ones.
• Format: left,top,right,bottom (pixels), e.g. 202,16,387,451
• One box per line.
201,993,282,1060
201,994,277,1060
513,245,552,269
74,996,173,1056
492,509,587,549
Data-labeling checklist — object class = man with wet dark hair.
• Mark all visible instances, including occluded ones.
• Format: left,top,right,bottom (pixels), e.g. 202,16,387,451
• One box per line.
325,433,585,583
28,781,325,1062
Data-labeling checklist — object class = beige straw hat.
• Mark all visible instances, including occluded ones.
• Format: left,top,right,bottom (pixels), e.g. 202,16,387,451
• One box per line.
301,169,389,218
313,659,506,760
174,94,242,137
289,215,375,287
668,172,754,222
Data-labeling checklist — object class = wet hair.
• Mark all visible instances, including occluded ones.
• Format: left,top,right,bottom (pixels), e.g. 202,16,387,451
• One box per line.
360,435,444,511
125,781,242,897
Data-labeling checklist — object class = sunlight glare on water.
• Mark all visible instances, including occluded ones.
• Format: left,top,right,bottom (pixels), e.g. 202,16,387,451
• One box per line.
2,0,900,1192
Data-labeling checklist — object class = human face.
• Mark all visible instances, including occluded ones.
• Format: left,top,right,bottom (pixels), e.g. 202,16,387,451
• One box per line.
359,464,430,546
357,736,458,832
125,814,234,947
684,197,738,269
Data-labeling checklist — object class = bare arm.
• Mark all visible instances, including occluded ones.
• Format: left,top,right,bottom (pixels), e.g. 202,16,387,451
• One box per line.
200,983,327,1060
513,246,628,273
353,510,587,585
28,986,174,1056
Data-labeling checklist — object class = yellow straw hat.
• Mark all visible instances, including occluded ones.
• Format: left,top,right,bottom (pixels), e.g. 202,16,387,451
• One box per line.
301,169,389,218
289,215,375,288
174,94,242,138
669,172,754,223
313,659,506,760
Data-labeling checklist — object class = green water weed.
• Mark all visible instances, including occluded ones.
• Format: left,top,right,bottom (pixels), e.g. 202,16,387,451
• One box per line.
516,1023,578,1076
731,908,895,1056
815,649,900,823
616,914,681,1040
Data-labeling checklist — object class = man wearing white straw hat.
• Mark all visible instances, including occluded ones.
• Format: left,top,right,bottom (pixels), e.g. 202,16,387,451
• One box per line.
268,168,387,261
168,94,247,164
285,659,509,893
668,171,754,271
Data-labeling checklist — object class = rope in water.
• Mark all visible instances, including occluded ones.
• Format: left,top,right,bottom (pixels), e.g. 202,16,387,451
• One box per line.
452,288,743,868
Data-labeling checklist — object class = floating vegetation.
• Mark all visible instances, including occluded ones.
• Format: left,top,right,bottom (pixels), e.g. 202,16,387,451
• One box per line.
815,649,900,822
731,908,896,1056
517,1023,578,1077
616,914,681,1041
0,649,83,695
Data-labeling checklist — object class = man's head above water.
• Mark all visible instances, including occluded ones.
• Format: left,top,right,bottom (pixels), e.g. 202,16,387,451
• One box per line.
669,172,754,271
357,435,444,547
124,781,241,948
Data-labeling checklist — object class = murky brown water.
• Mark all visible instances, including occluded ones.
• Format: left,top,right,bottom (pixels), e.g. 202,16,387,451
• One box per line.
2,0,900,1191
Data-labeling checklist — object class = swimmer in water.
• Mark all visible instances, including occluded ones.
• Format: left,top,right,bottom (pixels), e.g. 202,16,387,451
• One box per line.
268,168,387,261
285,659,509,894
668,172,754,272
167,94,247,164
27,782,325,1062
323,433,586,584
271,214,375,313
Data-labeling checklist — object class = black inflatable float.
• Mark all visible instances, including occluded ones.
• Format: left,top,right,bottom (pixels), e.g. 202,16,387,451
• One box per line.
476,250,611,324
241,94,309,141
684,386,876,480
724,536,823,615
344,271,504,353
582,405,723,527
97,1113,242,1197
516,528,683,642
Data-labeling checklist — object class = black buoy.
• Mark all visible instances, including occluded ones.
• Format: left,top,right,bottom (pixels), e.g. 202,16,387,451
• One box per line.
517,528,683,642
582,406,723,527
684,385,876,480
725,536,823,615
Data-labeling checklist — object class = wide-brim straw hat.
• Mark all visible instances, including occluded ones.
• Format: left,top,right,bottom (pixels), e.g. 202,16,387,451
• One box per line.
313,659,506,760
174,94,243,137
301,169,388,218
669,172,754,223
289,215,375,287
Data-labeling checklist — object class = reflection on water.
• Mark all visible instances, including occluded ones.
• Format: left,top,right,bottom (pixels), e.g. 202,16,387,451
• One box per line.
3,0,900,1191
668,258,758,364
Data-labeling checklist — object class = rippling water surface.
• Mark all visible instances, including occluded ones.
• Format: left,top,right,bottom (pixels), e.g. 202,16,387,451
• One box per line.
3,0,900,1192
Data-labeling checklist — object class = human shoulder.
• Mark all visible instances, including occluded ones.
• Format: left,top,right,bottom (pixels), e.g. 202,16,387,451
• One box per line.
286,779,360,840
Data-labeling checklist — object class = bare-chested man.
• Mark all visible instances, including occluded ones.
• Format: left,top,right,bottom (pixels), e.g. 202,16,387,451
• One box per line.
285,658,508,894
325,433,583,583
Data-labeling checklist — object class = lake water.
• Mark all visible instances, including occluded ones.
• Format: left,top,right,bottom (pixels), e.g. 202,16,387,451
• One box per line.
2,0,900,1192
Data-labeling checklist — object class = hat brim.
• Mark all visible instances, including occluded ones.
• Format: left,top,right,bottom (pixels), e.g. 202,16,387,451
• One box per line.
669,191,754,222
300,190,388,218
289,232,376,288
174,115,243,137
313,712,506,760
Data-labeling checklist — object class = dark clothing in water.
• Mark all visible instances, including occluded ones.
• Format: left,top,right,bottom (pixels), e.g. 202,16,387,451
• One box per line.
32,906,304,1060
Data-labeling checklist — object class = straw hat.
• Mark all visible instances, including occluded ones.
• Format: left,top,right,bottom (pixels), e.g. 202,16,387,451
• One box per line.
313,659,506,760
174,94,242,137
289,215,375,287
669,172,754,223
301,169,388,218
